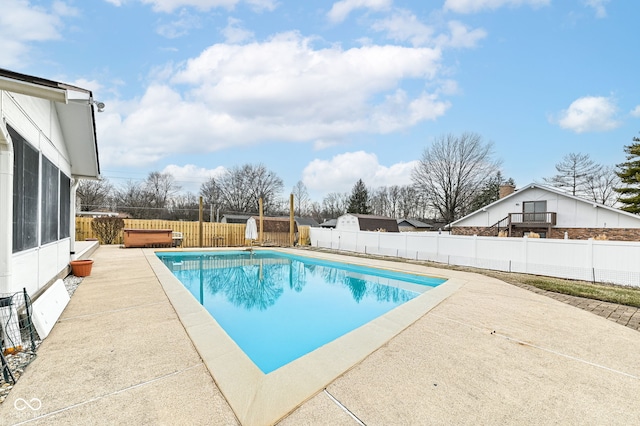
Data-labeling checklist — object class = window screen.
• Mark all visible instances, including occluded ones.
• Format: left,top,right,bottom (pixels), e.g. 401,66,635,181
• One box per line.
41,156,59,244
10,125,39,253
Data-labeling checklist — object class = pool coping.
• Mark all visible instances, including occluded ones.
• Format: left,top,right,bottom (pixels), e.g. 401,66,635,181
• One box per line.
145,248,464,426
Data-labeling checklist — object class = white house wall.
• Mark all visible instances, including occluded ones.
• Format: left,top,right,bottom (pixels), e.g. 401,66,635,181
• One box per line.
4,92,71,174
456,186,640,229
1,91,74,295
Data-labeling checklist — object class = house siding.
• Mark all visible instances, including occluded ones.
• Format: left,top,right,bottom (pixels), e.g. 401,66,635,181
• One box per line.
2,92,74,294
453,186,640,229
452,226,640,241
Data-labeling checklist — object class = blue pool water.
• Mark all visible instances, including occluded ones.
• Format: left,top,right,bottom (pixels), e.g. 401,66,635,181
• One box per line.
156,250,446,374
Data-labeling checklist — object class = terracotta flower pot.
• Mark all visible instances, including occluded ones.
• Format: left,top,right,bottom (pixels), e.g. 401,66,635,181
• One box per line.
70,259,94,277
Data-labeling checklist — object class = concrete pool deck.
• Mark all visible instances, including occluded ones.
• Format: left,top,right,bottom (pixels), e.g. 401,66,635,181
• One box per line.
1,245,640,425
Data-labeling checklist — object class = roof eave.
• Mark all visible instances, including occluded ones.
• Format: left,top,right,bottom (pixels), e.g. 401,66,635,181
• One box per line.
0,68,100,179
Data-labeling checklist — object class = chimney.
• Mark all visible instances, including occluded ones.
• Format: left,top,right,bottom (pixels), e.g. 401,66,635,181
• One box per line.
499,183,515,199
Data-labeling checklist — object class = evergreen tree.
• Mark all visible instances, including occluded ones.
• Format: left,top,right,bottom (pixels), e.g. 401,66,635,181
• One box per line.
468,173,514,213
347,179,370,214
614,136,640,214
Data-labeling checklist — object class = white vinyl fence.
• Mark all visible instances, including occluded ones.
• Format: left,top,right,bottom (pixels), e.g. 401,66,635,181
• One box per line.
309,228,640,287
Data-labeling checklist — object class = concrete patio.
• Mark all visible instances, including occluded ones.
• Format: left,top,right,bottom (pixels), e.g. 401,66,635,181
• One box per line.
1,245,639,425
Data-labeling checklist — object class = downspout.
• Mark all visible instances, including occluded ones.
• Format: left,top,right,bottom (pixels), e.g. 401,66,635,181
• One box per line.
70,178,80,259
0,111,14,293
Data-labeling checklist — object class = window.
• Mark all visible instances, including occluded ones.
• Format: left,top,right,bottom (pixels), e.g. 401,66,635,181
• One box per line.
41,156,59,244
10,125,39,253
60,173,71,239
523,201,547,222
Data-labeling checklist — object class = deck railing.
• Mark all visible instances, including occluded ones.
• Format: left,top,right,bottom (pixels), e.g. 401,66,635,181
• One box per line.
509,212,557,225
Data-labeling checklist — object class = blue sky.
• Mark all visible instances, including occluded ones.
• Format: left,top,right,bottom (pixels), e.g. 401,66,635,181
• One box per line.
3,0,638,201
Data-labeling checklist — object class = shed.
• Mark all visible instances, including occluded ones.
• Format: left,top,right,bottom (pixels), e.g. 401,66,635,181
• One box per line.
246,216,299,246
397,218,433,232
221,214,252,224
294,217,320,227
319,219,337,228
336,214,400,232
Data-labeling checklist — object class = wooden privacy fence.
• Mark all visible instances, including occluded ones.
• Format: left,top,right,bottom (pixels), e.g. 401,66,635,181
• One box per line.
76,217,311,248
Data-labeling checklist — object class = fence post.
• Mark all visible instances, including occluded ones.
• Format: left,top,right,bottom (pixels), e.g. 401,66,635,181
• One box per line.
198,197,203,248
587,238,594,282
523,236,528,274
473,234,478,267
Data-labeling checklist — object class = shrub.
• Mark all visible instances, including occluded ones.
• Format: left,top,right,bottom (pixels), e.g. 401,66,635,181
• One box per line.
91,216,125,244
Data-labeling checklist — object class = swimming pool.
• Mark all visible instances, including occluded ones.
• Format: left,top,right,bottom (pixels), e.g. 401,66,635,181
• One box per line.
156,250,446,373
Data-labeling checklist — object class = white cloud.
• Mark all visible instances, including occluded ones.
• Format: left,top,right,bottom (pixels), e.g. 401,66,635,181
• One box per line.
245,0,278,12
371,10,434,46
222,17,254,43
584,0,610,18
52,1,80,16
556,96,620,133
443,0,550,14
161,164,226,193
156,10,202,38
138,0,276,13
372,11,485,50
437,21,487,48
327,0,392,23
302,151,417,194
0,0,70,68
97,32,450,168
71,78,103,93
630,105,640,118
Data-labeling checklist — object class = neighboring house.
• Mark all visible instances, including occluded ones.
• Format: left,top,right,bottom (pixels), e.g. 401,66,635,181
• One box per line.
397,218,432,232
221,214,252,224
336,214,400,232
319,219,337,228
294,216,319,227
0,68,100,295
76,211,120,218
450,183,640,241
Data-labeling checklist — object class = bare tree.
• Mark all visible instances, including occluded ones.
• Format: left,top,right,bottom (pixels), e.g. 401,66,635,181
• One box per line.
207,164,284,215
77,178,113,211
250,164,284,214
113,180,154,218
369,186,390,217
585,165,620,206
543,153,602,196
397,185,423,219
321,192,349,219
200,176,223,211
145,171,181,212
167,192,201,221
308,201,323,223
411,132,501,224
291,180,310,216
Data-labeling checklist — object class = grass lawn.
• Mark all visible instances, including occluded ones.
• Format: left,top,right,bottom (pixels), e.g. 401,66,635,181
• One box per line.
480,270,640,308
